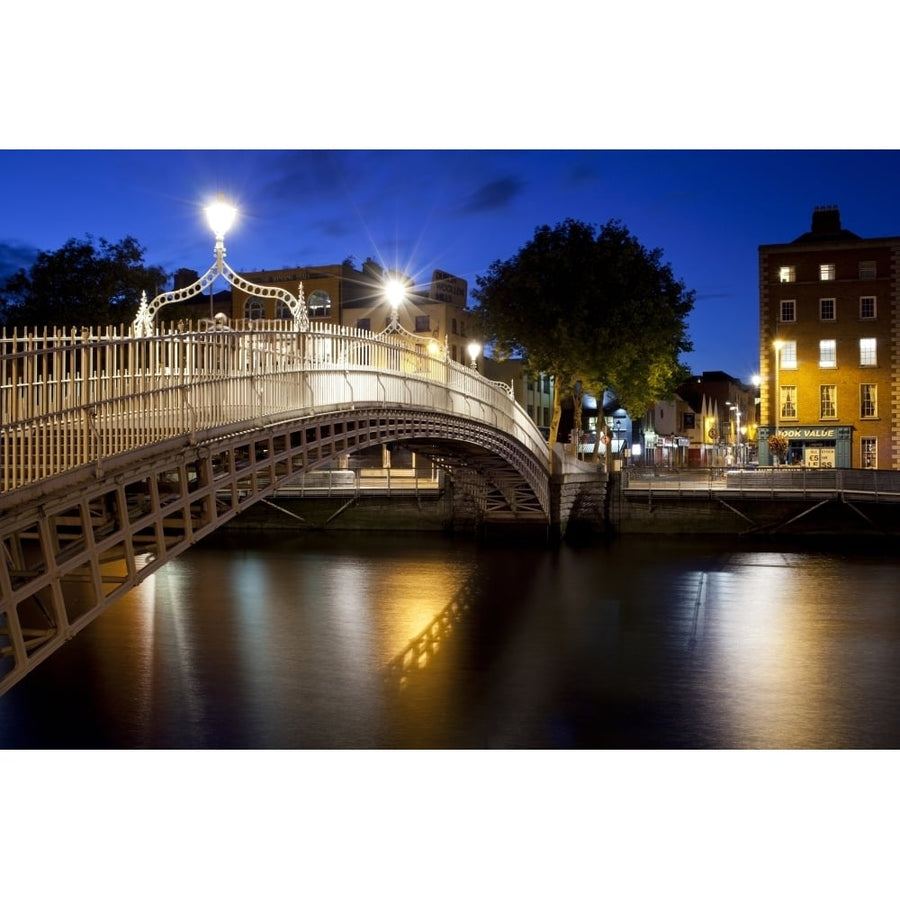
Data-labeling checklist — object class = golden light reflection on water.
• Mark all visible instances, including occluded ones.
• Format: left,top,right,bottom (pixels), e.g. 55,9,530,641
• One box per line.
707,553,839,748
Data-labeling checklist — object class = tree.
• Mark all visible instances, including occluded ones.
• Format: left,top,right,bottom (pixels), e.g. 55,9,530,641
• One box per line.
0,235,167,328
473,219,694,457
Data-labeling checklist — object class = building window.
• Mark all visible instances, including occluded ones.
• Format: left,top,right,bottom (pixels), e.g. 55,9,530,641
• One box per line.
780,299,796,322
275,299,293,320
860,296,877,319
860,384,877,418
308,290,331,318
357,318,371,331
819,384,837,419
780,385,797,420
244,298,264,319
819,298,836,321
779,265,796,283
820,264,835,281
859,338,877,366
779,340,797,369
451,318,458,335
861,437,877,469
819,339,836,368
859,261,877,279
414,315,430,333
683,412,695,430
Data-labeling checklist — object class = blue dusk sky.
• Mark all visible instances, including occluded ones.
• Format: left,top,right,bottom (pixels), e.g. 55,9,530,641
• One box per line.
4,6,898,389
4,148,899,383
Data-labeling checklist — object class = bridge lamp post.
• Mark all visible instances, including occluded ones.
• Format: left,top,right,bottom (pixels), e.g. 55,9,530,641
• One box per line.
467,341,481,370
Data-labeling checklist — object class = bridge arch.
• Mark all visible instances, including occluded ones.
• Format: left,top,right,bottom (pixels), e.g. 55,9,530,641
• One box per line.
0,399,549,697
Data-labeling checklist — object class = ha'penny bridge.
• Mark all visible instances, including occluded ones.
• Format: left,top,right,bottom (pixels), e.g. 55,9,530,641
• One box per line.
0,201,604,696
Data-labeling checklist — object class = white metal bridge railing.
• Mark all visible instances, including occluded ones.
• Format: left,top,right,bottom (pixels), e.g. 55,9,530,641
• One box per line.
0,321,549,495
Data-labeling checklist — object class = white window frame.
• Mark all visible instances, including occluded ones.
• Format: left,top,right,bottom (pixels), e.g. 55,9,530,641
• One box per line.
819,339,837,368
861,437,877,469
780,299,796,322
819,384,837,419
860,296,876,319
860,383,877,418
779,340,797,370
780,385,797,420
819,298,836,321
859,338,877,367
820,263,835,281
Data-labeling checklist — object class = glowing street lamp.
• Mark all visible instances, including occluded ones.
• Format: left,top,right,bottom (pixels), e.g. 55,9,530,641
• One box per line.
384,278,406,331
467,341,481,370
206,197,237,241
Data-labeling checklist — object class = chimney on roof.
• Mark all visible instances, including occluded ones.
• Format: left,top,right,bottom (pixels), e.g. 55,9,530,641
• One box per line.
811,205,841,234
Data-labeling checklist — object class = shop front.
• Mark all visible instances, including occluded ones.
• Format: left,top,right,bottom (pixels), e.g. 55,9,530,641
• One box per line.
757,425,853,468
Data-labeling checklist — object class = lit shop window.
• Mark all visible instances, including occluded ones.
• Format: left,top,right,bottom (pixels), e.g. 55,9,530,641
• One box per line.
819,339,836,368
819,298,835,321
819,384,837,419
860,296,876,319
780,299,796,322
859,338,877,366
820,264,835,281
860,384,877,418
779,266,796,283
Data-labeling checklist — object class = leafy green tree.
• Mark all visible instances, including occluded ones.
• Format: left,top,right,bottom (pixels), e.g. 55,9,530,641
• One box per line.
473,218,694,456
0,235,167,328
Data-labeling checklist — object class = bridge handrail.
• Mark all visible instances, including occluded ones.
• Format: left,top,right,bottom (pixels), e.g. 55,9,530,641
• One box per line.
0,322,547,493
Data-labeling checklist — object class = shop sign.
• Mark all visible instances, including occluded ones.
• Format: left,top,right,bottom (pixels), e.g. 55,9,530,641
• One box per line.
779,426,838,439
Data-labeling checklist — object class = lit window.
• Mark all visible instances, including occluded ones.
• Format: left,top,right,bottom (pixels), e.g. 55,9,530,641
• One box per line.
780,299,796,322
308,290,332,318
820,264,835,281
859,338,877,366
779,340,797,369
861,437,877,468
779,266,796,283
859,261,877,279
819,298,835,321
780,385,797,419
860,384,877,418
860,296,876,319
819,339,836,368
819,384,837,419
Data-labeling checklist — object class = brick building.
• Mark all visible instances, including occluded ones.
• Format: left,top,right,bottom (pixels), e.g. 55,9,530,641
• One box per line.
758,206,900,469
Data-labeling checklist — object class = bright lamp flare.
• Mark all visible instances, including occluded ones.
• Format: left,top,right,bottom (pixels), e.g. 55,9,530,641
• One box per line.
385,278,405,308
468,341,481,361
206,199,237,238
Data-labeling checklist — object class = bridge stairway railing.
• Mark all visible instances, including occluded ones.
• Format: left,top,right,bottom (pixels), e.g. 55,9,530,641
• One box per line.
1,322,548,494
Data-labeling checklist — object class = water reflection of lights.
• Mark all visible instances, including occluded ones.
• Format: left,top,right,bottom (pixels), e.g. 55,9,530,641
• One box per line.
705,554,832,748
384,574,477,690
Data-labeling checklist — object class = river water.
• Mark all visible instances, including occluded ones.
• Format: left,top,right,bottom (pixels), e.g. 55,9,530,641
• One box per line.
2,530,900,749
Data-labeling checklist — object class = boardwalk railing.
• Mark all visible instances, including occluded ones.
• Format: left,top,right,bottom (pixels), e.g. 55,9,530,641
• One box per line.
1,322,547,494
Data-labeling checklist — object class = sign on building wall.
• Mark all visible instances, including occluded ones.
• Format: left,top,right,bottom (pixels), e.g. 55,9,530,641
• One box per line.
430,270,468,307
